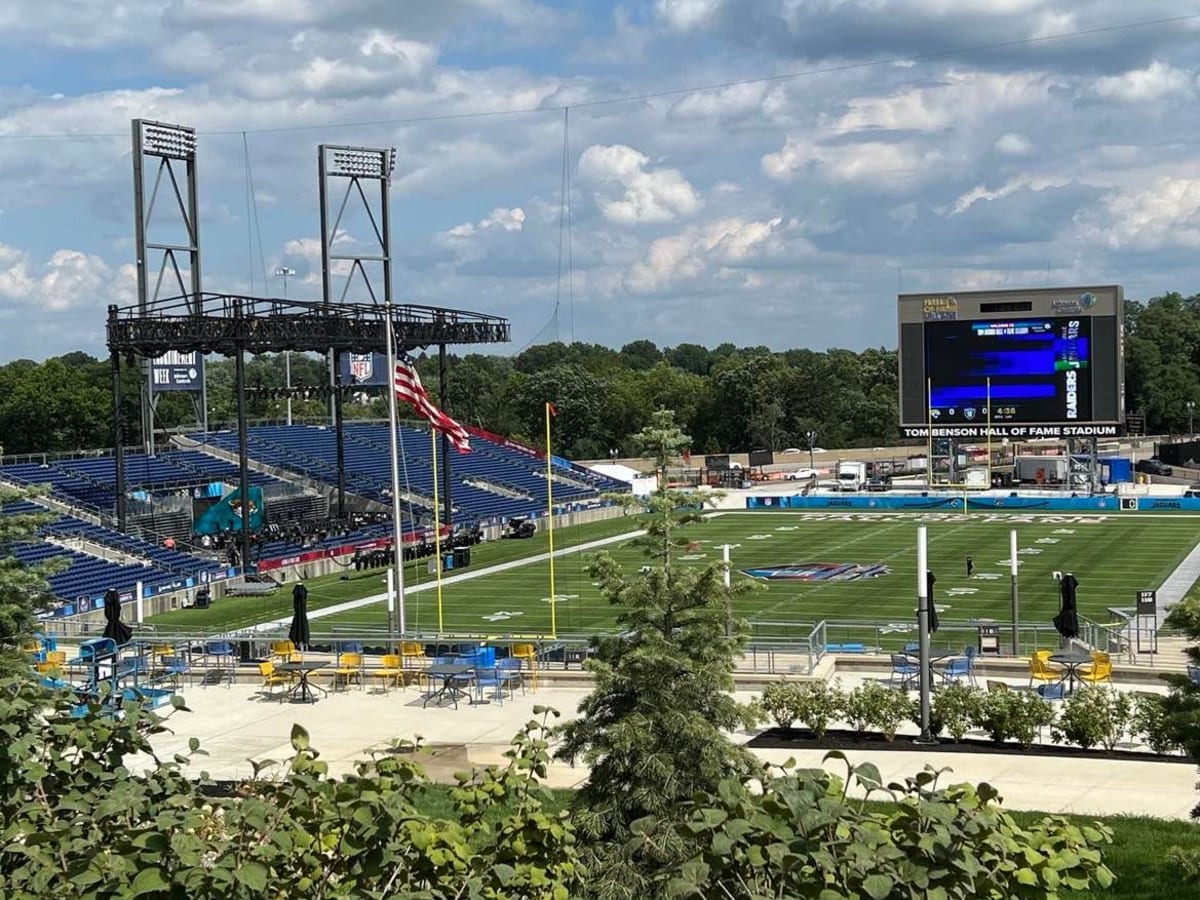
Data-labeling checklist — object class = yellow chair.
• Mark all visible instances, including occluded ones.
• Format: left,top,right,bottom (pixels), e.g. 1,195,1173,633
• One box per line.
372,654,407,693
1080,651,1113,684
1028,651,1063,687
258,661,290,702
510,643,539,691
271,640,301,663
330,652,364,691
399,641,426,668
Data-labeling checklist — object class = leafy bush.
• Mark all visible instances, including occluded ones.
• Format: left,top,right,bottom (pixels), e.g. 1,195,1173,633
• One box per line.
757,680,803,730
650,753,1116,899
0,677,582,899
1052,686,1134,751
932,682,982,742
794,678,844,738
974,688,1056,747
844,681,916,741
1134,691,1184,755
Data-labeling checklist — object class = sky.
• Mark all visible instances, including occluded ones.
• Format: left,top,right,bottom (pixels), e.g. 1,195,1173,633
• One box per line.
1,0,1198,362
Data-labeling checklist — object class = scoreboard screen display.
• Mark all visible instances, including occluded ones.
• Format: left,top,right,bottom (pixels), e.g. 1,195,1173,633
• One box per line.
925,316,1092,425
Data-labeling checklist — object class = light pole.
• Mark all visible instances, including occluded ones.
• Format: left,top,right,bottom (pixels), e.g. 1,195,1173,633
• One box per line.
1189,400,1195,436
274,267,296,426
806,430,817,471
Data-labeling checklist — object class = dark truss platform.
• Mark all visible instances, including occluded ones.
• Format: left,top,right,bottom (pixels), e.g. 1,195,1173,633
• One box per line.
106,293,511,357
106,293,511,570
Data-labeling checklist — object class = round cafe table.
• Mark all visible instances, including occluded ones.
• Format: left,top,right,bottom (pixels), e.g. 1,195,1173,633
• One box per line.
1049,650,1094,695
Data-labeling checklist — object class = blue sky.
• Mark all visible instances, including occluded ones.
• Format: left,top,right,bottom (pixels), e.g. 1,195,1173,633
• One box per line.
0,0,1198,361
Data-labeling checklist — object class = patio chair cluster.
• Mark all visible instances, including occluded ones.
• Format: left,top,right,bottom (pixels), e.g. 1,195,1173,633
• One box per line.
889,645,979,689
1028,649,1111,698
254,640,535,708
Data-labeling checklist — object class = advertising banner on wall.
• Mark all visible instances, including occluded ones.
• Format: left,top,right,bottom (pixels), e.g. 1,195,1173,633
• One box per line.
338,352,390,387
150,350,204,392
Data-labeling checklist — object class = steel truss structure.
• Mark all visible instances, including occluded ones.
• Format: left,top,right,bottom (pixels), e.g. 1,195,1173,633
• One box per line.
107,295,510,570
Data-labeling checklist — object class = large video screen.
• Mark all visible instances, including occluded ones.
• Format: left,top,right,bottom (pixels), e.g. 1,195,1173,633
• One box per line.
925,317,1091,426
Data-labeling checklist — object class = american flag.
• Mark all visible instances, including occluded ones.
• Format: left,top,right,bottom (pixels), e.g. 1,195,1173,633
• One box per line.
393,358,470,453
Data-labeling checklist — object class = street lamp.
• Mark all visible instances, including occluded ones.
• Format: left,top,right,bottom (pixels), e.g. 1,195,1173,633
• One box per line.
805,430,818,471
1189,401,1195,436
275,267,297,427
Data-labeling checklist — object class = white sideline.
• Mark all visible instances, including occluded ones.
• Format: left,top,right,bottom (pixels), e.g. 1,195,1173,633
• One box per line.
239,527,647,634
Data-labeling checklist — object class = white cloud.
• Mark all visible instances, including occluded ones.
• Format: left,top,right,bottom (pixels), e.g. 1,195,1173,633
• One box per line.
624,216,784,293
949,175,1070,216
762,136,938,186
1078,177,1200,250
1092,61,1195,103
994,132,1034,156
0,244,133,312
655,0,723,31
443,207,526,238
578,144,701,225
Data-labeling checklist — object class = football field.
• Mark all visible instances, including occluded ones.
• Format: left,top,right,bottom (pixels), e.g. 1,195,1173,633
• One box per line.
318,510,1200,642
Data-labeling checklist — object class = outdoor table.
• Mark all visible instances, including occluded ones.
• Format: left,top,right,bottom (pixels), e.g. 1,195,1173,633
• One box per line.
278,661,330,704
903,647,957,684
1049,650,1094,695
422,664,474,708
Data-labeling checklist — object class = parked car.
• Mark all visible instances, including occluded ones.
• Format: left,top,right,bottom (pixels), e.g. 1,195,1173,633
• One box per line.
786,467,819,481
866,475,892,492
782,447,803,454
1136,458,1174,477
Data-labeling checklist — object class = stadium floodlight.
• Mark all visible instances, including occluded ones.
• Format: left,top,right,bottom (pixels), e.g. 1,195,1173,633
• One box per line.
328,147,395,179
139,121,197,160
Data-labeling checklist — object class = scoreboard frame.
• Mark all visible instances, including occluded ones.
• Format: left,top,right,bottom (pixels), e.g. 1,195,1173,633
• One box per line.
897,285,1124,440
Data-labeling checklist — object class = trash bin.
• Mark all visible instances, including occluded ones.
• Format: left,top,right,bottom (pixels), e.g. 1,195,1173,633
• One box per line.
443,553,455,572
977,619,1000,656
194,588,211,609
453,546,471,569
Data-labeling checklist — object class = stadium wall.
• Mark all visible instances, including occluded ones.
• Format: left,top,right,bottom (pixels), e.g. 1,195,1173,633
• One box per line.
746,494,1199,512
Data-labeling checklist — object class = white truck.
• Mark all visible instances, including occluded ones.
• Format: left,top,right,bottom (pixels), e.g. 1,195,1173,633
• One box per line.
836,460,869,492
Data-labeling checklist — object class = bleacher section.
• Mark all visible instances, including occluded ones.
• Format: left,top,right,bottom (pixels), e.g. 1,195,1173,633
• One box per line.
0,450,279,514
198,423,629,524
1,499,228,615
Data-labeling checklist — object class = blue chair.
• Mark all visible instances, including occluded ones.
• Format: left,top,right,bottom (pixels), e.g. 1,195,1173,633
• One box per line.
497,658,526,697
159,655,191,689
842,643,866,654
825,643,843,653
474,667,509,705
939,657,976,686
890,653,920,688
203,642,236,688
1037,682,1067,700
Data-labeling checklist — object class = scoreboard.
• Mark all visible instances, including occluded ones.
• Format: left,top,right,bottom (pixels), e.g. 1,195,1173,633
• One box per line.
898,286,1124,440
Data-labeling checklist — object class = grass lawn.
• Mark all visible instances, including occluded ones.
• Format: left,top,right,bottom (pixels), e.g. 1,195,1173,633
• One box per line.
315,510,1200,642
412,784,1200,899
145,514,643,633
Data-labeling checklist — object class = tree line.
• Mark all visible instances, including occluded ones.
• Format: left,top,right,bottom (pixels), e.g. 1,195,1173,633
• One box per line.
0,291,1195,460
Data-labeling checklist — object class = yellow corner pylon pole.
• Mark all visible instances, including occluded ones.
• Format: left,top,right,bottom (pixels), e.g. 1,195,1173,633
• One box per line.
546,402,557,639
431,428,444,634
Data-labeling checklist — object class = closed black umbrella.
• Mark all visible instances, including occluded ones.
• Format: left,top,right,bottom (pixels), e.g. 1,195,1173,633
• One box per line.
289,583,311,650
926,571,940,634
101,588,132,645
1054,573,1080,640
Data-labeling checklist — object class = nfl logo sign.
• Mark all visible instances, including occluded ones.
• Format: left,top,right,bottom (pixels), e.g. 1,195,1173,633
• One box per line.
349,354,374,383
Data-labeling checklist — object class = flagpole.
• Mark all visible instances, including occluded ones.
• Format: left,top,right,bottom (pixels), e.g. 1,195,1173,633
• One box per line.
384,307,407,640
546,402,557,639
431,427,445,634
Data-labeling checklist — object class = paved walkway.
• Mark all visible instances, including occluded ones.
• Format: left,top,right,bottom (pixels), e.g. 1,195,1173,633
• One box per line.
240,528,646,634
144,671,1197,821
1156,536,1200,625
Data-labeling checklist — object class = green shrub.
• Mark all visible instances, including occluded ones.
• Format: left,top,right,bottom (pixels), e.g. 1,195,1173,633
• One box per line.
932,683,982,742
757,680,803,730
1052,686,1134,751
1133,692,1184,755
795,678,844,738
654,754,1116,899
974,688,1056,747
844,681,916,741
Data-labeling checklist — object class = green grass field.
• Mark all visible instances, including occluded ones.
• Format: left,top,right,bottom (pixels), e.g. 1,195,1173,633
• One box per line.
307,510,1200,645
